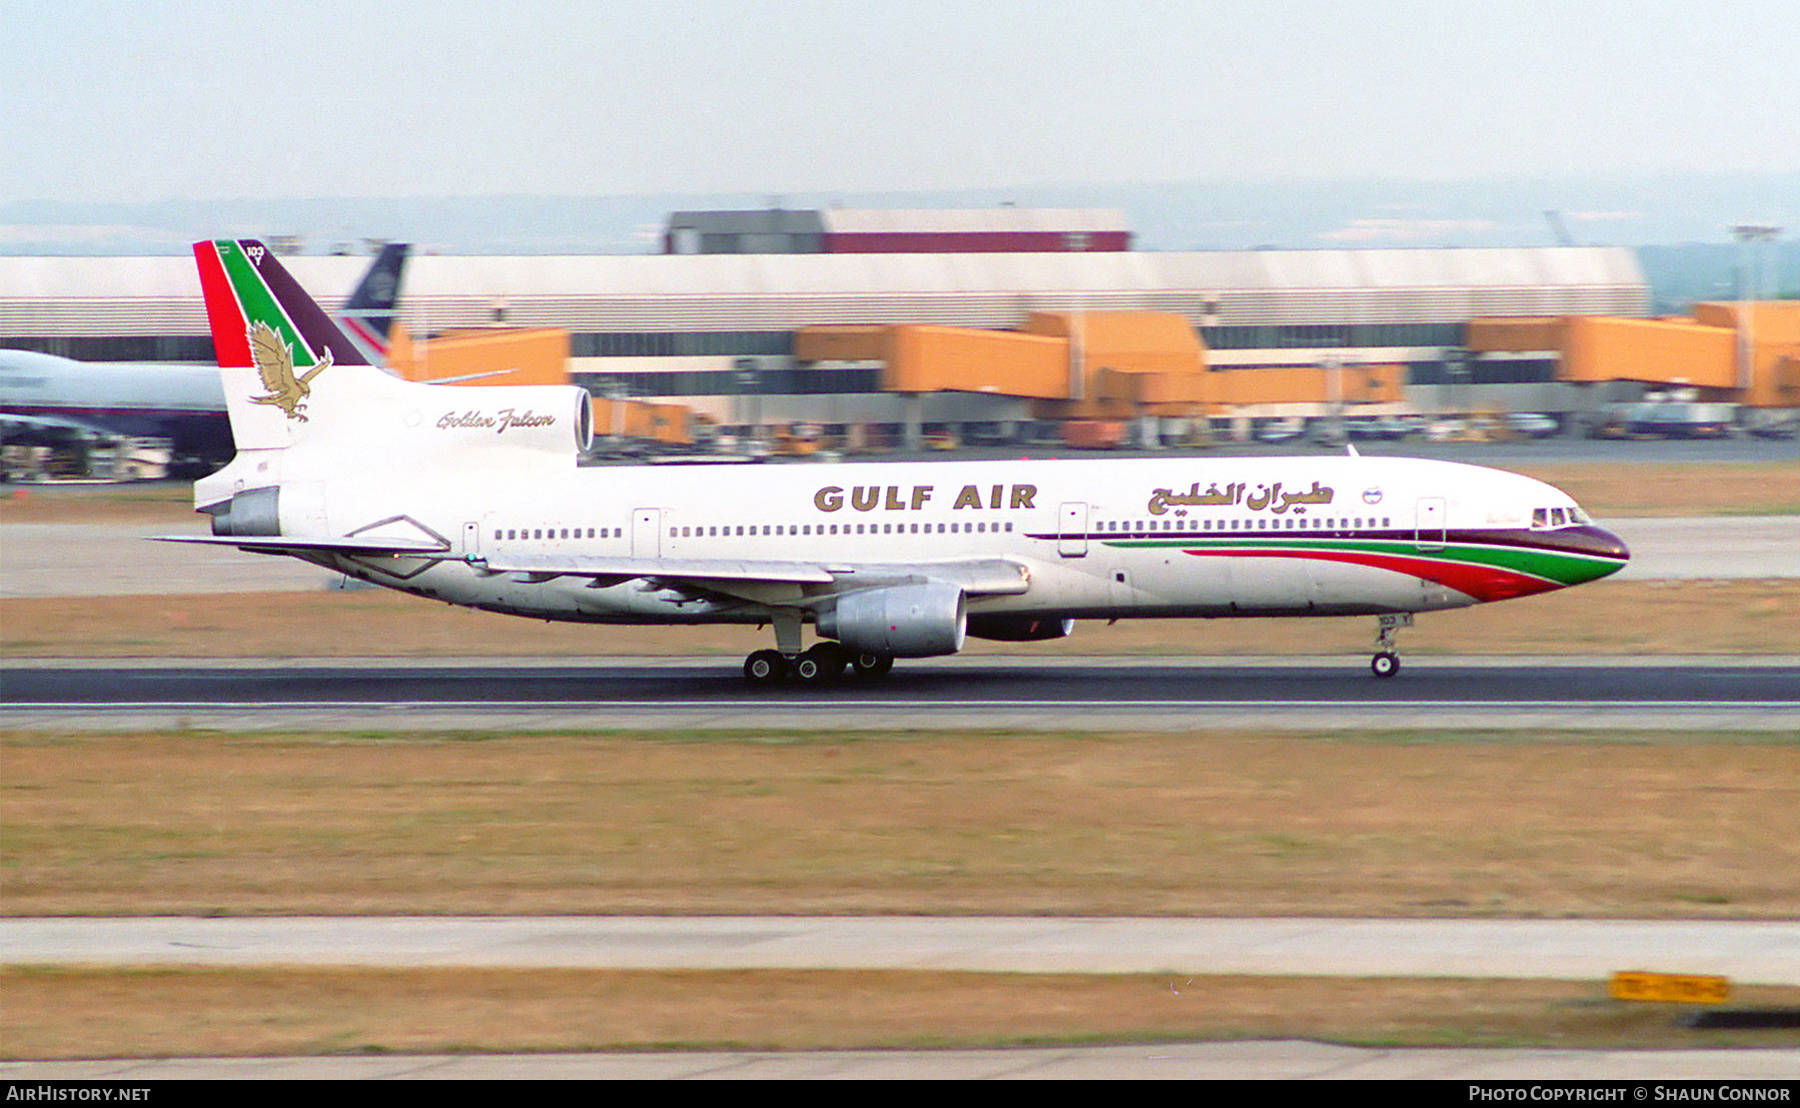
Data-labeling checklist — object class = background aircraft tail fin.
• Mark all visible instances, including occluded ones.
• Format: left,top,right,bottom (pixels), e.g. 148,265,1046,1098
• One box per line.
337,242,409,366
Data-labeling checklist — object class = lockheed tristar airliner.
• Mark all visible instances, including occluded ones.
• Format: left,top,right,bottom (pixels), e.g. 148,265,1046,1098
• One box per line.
165,240,1630,683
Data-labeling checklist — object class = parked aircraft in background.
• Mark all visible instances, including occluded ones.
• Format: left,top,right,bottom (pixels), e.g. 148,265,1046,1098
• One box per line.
1,244,408,474
166,240,1629,681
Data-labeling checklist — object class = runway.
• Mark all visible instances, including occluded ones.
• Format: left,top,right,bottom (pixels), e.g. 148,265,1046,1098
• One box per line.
5,655,1797,731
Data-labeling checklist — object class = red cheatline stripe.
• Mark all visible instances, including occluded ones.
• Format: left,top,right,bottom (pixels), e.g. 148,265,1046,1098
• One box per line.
1184,547,1562,603
192,242,251,368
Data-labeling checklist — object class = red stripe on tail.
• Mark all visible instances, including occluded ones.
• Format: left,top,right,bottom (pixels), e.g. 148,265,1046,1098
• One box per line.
193,242,252,368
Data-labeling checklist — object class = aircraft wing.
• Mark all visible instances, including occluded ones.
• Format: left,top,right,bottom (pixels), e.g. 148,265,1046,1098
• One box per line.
474,552,1032,601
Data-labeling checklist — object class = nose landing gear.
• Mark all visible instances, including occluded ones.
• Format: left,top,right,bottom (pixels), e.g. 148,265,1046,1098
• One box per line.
1370,612,1412,679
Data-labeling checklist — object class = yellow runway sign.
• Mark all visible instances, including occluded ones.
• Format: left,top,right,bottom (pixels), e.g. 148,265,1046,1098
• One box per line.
1610,971,1731,1003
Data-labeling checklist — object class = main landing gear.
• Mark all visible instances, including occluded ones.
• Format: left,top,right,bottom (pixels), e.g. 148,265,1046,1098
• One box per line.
1370,612,1412,679
743,611,893,687
743,643,894,687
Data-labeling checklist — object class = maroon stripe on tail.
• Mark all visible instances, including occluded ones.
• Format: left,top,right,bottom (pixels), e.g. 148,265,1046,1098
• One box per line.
244,241,373,367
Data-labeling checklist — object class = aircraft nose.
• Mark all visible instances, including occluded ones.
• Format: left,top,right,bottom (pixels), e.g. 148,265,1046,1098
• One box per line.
1561,524,1630,579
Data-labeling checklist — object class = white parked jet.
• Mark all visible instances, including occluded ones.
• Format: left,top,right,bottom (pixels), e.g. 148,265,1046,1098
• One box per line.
166,240,1629,682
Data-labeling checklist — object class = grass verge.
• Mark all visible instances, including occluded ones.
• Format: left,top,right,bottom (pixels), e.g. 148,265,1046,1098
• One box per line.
5,729,1796,920
5,967,1799,1058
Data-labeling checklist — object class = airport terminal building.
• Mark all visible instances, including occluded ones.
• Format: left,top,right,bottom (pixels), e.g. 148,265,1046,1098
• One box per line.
24,208,1787,447
0,209,1653,429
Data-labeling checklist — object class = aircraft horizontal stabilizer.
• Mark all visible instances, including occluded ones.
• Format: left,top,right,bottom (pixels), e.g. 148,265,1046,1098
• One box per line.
153,534,448,555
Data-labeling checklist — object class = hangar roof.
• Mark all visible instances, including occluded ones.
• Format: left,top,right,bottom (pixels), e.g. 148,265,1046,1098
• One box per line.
0,247,1647,338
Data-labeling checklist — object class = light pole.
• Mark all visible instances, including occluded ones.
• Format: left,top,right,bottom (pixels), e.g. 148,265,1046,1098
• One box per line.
1731,224,1781,396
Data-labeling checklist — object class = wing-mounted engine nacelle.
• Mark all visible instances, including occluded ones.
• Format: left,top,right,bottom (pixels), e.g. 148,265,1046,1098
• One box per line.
965,613,1074,643
818,580,967,658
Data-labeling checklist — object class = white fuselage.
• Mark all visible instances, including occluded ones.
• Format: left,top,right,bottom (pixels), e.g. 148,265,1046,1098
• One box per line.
241,450,1590,627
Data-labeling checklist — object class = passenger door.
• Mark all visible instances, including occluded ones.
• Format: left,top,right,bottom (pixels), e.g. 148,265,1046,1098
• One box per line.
1415,497,1447,551
1057,501,1089,558
632,508,661,558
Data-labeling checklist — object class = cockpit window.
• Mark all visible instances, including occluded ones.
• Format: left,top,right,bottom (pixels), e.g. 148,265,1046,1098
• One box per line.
1533,505,1589,529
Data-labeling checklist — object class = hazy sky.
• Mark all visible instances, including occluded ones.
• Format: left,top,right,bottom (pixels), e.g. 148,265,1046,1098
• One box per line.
5,0,1798,204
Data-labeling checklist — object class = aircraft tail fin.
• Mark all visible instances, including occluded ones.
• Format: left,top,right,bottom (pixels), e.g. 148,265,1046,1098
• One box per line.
337,242,409,366
193,239,388,451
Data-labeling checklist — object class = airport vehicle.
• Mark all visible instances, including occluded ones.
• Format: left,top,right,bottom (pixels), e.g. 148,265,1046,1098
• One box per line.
1,244,408,474
166,240,1630,682
1505,412,1560,439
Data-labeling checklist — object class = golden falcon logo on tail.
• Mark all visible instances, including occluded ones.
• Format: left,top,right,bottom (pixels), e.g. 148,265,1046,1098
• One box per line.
247,320,332,421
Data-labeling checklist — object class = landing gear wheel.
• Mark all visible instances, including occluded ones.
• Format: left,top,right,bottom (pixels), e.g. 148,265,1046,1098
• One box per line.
850,652,894,680
794,643,848,685
744,649,788,686
1369,613,1412,680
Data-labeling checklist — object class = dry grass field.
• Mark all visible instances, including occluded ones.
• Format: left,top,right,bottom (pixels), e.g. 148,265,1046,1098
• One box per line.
8,730,1797,920
7,968,1797,1058
5,727,1799,1056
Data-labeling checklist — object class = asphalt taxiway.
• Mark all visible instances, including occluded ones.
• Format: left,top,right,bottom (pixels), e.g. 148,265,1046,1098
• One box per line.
9,916,1798,982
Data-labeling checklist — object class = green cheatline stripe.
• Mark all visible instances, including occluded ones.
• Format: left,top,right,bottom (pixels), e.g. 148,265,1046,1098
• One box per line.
213,241,318,368
1102,536,1619,587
